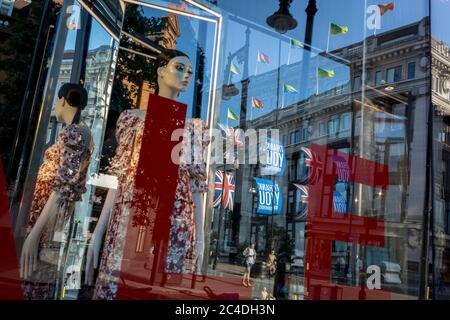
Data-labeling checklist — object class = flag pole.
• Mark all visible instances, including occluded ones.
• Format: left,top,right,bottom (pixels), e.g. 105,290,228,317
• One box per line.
255,51,259,76
316,69,319,95
326,23,331,53
287,43,291,65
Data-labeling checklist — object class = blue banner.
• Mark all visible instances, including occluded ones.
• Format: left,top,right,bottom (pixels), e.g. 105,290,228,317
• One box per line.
260,138,286,176
254,178,282,215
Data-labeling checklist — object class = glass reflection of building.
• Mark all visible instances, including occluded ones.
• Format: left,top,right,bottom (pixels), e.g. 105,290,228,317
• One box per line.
211,16,430,299
432,37,450,299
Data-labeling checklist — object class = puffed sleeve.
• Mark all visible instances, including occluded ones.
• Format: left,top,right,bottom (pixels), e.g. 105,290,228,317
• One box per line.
108,111,141,180
180,118,210,193
52,125,91,203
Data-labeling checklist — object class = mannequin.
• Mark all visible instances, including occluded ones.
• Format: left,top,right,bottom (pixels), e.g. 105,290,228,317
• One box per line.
86,49,209,299
20,83,93,299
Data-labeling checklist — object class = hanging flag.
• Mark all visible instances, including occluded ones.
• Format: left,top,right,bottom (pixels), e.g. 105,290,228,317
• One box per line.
260,138,286,176
254,178,283,215
318,67,335,79
213,170,235,210
283,83,298,93
213,170,224,208
330,23,349,35
333,190,347,213
332,154,350,182
230,62,241,75
257,50,270,64
293,183,308,221
301,147,323,184
227,108,240,120
378,2,394,16
290,38,303,49
293,183,309,204
251,97,264,110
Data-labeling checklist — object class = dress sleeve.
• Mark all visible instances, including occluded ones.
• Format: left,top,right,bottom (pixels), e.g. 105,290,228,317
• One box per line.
180,118,210,193
108,110,141,179
52,125,90,203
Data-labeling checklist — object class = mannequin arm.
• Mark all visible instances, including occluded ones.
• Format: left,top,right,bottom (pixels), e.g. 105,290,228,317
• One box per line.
20,191,61,279
84,188,116,285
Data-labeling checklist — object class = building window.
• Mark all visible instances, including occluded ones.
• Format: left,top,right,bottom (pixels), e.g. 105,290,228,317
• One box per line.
302,127,309,141
295,131,301,143
289,157,299,181
328,118,339,135
341,113,351,131
290,131,297,144
408,62,416,79
375,71,383,86
387,66,402,83
288,190,295,214
283,134,288,146
353,75,361,91
319,122,326,136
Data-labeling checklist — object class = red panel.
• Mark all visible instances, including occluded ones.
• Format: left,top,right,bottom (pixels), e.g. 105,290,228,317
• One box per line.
305,144,391,300
115,94,187,299
0,161,24,299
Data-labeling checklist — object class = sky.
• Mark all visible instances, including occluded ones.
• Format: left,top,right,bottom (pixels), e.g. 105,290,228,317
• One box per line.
61,0,436,126
432,0,450,44
215,0,429,124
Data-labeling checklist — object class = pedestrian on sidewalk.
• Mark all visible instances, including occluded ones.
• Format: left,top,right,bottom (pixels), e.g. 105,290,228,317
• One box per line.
242,243,256,287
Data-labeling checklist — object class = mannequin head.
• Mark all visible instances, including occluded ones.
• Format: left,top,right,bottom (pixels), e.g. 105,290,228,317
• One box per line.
154,49,193,100
55,83,88,125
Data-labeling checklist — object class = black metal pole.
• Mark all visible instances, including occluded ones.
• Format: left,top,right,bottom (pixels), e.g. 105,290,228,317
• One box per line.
419,96,433,300
430,108,436,300
300,0,317,95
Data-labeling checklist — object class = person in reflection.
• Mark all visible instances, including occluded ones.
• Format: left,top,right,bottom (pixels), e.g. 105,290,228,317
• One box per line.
242,243,256,287
85,49,210,300
267,250,277,277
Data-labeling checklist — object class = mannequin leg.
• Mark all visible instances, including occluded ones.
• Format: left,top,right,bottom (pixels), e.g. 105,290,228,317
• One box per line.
193,192,204,274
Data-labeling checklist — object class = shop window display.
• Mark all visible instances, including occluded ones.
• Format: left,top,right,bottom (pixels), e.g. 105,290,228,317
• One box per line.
6,0,450,301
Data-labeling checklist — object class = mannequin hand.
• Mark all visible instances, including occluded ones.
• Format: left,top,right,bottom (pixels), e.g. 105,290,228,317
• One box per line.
84,234,100,286
20,230,41,280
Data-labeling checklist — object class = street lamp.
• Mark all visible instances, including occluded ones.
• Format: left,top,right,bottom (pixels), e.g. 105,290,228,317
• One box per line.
266,0,298,34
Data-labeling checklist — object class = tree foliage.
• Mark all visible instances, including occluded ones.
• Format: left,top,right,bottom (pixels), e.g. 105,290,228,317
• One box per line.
110,6,167,112
0,2,45,170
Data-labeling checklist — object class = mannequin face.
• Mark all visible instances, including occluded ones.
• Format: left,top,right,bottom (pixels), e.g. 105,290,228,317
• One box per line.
157,56,193,95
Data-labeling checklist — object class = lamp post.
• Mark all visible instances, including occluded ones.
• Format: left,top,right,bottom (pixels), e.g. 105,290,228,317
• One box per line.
300,0,317,96
266,0,298,34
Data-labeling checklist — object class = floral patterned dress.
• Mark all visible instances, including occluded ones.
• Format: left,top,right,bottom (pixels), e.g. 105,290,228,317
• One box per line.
93,110,144,300
165,118,210,274
93,111,210,300
23,124,92,300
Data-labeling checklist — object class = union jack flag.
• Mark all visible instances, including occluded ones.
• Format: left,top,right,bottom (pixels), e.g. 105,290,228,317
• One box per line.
301,147,323,184
293,183,309,204
213,170,235,211
333,190,347,213
332,154,350,182
293,183,308,220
